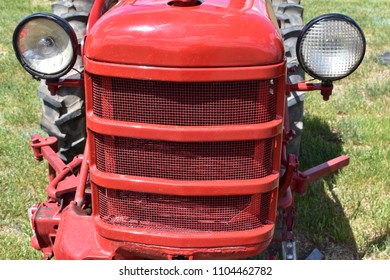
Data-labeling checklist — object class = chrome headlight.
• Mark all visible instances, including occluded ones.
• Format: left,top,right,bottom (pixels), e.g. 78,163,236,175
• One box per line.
13,13,78,79
297,14,366,81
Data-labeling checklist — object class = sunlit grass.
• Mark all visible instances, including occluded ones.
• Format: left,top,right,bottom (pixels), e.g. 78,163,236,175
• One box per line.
298,0,390,259
0,0,50,260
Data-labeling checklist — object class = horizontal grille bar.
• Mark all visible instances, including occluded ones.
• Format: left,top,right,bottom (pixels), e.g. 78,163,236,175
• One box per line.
97,187,272,233
94,134,273,180
92,76,277,126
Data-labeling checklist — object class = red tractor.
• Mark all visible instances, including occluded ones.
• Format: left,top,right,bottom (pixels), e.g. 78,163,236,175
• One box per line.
13,0,365,260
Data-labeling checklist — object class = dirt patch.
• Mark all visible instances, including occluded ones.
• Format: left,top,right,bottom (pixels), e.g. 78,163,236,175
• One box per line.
295,231,359,260
0,44,6,58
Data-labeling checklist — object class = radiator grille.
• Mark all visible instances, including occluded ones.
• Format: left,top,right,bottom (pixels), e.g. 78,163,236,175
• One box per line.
92,76,277,126
95,134,273,180
98,187,272,232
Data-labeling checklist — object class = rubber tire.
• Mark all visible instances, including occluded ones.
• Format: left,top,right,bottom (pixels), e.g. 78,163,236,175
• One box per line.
272,0,305,156
38,0,93,162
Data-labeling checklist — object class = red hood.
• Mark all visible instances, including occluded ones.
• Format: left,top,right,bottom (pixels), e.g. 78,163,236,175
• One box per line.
84,0,284,67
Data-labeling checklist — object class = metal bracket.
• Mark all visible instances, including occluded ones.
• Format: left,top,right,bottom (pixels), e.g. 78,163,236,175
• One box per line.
279,154,299,198
282,240,297,260
30,135,58,161
46,78,84,95
287,81,334,101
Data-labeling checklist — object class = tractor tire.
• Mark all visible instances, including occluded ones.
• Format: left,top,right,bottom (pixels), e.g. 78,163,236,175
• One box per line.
272,0,305,156
38,0,94,162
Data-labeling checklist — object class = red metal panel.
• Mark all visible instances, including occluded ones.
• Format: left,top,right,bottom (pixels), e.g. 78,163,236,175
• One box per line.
84,58,286,81
87,114,283,141
89,166,279,196
93,213,275,248
53,202,274,259
85,0,283,67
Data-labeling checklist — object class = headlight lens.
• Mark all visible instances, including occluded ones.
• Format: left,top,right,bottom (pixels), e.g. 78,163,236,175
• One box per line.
13,13,78,79
297,14,366,81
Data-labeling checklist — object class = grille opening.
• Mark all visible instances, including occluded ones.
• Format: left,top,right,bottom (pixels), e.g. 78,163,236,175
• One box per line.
95,134,274,180
168,0,202,7
92,76,278,126
98,187,272,232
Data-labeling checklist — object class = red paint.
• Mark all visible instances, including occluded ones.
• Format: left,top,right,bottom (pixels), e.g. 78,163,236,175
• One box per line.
85,0,284,67
23,0,353,260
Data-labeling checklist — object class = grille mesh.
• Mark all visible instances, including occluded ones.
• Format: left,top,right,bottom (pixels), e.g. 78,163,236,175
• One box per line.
98,187,272,232
92,76,277,126
95,134,273,180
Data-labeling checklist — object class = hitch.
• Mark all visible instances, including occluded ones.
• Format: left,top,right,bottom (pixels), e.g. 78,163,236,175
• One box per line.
293,155,350,194
279,152,349,199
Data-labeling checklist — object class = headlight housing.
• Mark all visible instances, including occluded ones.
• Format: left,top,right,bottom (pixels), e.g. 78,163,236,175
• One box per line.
13,13,78,80
297,13,366,81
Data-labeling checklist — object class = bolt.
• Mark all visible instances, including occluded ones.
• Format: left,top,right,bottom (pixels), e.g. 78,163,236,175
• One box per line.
285,129,297,142
287,253,294,260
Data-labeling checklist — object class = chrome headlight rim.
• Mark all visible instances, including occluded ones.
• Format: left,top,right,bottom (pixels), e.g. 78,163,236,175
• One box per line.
13,12,78,80
296,13,366,82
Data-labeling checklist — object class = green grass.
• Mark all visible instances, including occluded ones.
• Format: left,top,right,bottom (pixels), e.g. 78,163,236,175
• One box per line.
0,0,389,259
297,0,390,259
0,0,50,259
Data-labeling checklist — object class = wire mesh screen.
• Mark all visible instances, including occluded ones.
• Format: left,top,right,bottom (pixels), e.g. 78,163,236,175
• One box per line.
92,76,277,126
98,187,272,233
94,134,274,180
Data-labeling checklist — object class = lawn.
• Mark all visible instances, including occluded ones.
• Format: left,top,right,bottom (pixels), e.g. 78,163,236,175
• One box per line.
297,0,390,259
0,0,51,259
0,0,388,259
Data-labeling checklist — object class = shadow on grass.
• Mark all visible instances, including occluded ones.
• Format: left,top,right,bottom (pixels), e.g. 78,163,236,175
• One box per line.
294,114,359,259
364,231,390,258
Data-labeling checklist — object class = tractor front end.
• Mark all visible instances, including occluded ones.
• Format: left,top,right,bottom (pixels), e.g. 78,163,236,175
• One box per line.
13,0,365,260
